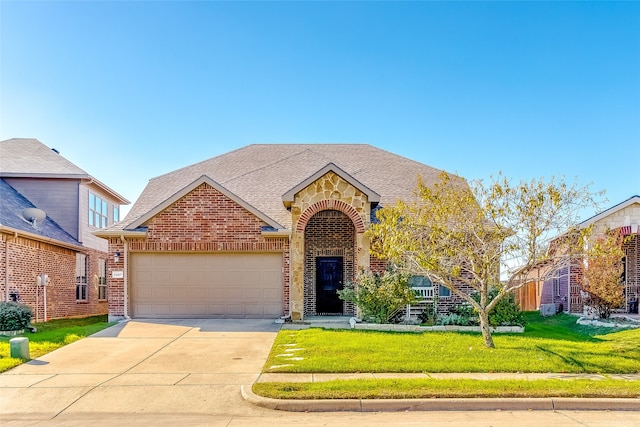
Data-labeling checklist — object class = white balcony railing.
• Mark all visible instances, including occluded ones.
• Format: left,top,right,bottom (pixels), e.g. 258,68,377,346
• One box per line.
413,286,434,300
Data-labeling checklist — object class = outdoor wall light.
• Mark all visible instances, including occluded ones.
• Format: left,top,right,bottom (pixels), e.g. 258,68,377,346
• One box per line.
114,251,121,263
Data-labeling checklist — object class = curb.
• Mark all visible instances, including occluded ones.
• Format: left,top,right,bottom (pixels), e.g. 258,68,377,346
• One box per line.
241,385,640,412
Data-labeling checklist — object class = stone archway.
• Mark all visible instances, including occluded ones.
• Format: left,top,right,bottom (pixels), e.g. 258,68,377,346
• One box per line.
296,199,365,233
303,210,356,316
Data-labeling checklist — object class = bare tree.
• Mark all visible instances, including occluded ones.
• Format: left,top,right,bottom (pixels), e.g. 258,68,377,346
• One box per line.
368,172,602,348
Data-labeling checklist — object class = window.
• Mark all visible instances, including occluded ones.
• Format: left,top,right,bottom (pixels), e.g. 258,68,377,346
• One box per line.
553,278,560,297
113,206,120,223
76,253,88,301
410,275,451,299
98,258,107,300
89,193,108,228
409,275,432,288
438,285,451,297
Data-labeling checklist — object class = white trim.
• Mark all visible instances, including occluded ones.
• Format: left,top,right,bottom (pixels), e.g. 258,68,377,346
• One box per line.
261,229,291,238
579,196,640,229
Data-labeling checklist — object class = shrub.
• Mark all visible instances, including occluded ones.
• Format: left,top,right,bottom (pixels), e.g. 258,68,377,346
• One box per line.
472,289,526,327
449,301,479,324
418,297,439,325
437,313,471,326
0,302,33,331
428,290,525,327
338,269,417,324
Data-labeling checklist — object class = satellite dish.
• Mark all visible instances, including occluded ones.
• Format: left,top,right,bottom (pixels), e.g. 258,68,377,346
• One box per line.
22,207,47,223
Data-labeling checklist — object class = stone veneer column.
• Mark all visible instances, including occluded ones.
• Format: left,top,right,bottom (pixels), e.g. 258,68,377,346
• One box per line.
289,229,305,320
289,171,371,321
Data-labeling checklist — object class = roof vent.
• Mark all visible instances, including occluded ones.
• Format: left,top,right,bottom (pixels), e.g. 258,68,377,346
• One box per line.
22,207,47,229
51,148,60,154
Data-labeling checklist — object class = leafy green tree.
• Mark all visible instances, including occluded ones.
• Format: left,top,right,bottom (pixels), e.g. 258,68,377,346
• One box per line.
368,172,600,348
337,269,417,324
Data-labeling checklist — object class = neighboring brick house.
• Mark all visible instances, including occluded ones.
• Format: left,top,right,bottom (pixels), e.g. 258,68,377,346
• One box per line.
0,138,129,321
95,144,470,321
515,196,640,315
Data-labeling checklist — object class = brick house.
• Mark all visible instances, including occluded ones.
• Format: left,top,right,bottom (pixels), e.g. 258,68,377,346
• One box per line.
96,144,470,321
0,138,129,321
514,196,640,315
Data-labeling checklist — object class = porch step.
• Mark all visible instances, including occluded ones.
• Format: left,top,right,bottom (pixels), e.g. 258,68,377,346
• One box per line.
302,316,353,324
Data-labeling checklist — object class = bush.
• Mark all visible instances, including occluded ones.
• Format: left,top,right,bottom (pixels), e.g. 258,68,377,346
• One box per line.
338,269,417,324
0,302,33,331
418,297,439,325
437,313,471,326
472,288,526,327
426,290,525,327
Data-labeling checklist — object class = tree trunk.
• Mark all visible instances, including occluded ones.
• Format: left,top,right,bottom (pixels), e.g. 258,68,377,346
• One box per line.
478,309,495,348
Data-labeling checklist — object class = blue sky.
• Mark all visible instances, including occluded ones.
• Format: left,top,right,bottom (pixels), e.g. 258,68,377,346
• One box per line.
1,1,639,219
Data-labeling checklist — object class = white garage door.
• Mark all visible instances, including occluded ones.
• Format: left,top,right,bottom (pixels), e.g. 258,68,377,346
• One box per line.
130,253,283,318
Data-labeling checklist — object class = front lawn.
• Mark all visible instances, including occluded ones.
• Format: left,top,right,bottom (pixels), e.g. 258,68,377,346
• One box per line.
255,377,640,399
264,313,640,374
256,312,640,399
0,315,114,373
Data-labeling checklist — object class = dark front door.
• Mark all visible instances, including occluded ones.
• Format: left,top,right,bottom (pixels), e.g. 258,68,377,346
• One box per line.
316,257,344,314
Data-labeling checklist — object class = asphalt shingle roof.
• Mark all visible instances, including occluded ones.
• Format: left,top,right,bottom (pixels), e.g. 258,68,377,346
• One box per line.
0,138,89,177
0,179,82,247
0,138,130,204
116,144,463,231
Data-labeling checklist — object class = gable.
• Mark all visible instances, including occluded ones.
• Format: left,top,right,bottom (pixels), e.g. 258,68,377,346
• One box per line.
128,175,283,231
282,163,380,208
581,196,640,234
143,182,273,242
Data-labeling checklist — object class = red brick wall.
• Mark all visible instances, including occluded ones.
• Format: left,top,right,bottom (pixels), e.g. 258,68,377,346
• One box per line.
146,183,266,243
106,183,290,319
303,210,356,316
369,255,388,272
1,233,108,322
622,234,639,309
107,238,126,318
567,234,639,314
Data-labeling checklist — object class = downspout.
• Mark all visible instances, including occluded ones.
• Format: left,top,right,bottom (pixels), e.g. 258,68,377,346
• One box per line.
121,235,130,319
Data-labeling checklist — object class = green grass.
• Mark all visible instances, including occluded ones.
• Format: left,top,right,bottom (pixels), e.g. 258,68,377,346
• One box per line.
258,312,640,399
0,315,114,373
264,313,640,374
254,378,640,399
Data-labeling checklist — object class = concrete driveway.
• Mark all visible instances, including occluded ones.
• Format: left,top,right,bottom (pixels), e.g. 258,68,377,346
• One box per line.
2,319,640,426
0,319,281,423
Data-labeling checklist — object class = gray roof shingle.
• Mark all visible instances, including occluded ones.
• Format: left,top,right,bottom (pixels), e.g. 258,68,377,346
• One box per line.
116,144,463,231
0,138,130,204
0,138,88,177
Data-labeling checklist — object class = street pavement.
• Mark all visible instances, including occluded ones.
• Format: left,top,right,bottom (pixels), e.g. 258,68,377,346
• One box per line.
1,318,638,426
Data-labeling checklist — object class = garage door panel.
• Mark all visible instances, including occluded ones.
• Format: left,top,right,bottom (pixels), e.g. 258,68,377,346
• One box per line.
131,253,283,318
262,288,282,300
263,304,283,316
